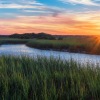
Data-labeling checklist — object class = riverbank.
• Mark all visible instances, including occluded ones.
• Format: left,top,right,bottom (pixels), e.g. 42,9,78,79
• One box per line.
0,38,29,44
0,36,100,55
0,55,100,100
26,37,100,55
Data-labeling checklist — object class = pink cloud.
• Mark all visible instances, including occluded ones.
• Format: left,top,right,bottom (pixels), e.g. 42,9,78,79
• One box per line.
0,11,100,35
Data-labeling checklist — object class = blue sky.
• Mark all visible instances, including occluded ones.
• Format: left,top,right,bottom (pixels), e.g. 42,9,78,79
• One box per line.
0,0,100,35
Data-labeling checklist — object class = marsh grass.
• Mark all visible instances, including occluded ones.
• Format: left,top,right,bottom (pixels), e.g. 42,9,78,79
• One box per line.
26,37,100,55
0,38,29,44
0,56,100,100
26,39,89,53
1,37,100,54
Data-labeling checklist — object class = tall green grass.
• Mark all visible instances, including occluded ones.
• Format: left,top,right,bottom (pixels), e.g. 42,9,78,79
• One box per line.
0,56,100,100
26,39,90,53
1,37,100,54
26,37,100,54
0,38,30,44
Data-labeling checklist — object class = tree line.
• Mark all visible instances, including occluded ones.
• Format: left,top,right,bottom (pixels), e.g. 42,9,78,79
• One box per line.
9,32,55,39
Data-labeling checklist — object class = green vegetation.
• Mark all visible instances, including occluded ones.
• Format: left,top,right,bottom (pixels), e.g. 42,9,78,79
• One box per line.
0,56,100,100
9,33,55,39
1,36,100,54
26,38,85,50
0,38,29,45
26,37,99,54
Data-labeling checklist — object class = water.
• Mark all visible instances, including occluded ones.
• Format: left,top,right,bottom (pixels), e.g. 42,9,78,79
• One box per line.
0,44,100,65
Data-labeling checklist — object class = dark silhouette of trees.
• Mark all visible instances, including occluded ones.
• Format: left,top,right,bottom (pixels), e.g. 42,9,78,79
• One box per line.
9,32,55,39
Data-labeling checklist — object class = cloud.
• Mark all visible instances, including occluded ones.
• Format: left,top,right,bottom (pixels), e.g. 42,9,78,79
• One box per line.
0,0,99,35
0,0,64,18
0,10,99,35
0,0,44,9
59,0,99,6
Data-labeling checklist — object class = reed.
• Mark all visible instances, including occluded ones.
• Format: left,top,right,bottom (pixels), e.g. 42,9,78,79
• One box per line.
0,56,100,100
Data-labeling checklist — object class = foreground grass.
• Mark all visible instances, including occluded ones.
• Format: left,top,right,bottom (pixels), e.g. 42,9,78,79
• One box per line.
0,56,100,100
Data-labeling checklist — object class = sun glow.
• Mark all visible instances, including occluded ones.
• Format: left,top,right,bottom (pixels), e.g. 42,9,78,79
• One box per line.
0,0,100,35
90,36,100,54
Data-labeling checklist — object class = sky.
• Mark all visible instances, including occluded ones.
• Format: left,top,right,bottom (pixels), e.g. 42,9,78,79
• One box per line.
0,0,100,35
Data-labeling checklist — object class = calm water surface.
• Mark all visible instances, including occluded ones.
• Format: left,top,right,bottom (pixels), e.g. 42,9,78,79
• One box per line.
0,44,100,65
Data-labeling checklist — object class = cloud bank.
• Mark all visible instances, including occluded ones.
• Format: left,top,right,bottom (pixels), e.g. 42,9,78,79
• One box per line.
59,0,99,6
0,0,100,35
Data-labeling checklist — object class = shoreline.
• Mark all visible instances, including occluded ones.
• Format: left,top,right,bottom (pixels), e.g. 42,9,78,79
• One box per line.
0,43,100,55
0,38,100,55
26,44,100,55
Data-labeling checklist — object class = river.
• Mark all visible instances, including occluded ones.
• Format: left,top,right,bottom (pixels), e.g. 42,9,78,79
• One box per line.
0,44,100,65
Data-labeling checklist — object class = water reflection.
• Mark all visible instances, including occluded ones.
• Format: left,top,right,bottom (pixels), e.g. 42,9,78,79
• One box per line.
0,44,100,65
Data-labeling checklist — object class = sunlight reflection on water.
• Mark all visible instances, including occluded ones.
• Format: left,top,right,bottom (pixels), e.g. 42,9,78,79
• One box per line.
0,44,100,65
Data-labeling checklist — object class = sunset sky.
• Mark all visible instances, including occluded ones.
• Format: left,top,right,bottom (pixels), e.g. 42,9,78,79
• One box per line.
0,0,100,35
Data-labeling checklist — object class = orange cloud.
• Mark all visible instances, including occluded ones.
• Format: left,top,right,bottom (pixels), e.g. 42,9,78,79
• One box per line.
0,11,100,35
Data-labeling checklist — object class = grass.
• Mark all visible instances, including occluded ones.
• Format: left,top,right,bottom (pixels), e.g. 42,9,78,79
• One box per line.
26,36,100,54
1,36,100,54
26,37,97,54
0,55,100,100
26,38,86,50
0,38,30,44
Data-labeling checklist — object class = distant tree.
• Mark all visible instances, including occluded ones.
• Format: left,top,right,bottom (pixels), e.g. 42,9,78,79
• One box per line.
9,32,55,40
